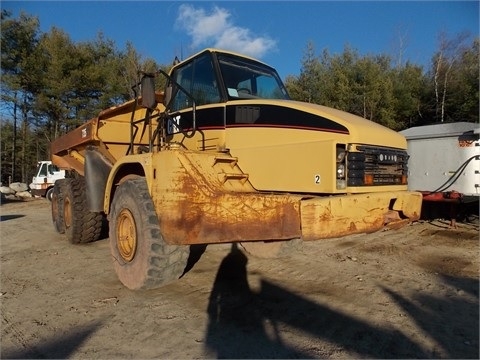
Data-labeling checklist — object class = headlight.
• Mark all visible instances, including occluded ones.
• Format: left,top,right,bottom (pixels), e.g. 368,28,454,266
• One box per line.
336,145,347,190
337,163,345,179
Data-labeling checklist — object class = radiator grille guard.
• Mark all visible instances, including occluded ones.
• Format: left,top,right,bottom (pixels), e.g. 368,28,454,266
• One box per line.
347,146,408,186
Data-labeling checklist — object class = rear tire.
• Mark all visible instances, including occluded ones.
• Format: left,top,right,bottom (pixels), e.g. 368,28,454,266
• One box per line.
109,178,189,290
63,178,104,244
51,179,66,234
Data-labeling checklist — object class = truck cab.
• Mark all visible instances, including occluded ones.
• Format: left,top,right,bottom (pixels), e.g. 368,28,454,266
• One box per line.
157,48,409,195
29,161,65,200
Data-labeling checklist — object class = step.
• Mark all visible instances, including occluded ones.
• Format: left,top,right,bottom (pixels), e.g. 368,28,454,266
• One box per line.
213,155,238,168
218,172,249,184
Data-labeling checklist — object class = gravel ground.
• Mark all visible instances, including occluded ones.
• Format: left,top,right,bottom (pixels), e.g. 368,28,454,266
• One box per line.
1,197,478,359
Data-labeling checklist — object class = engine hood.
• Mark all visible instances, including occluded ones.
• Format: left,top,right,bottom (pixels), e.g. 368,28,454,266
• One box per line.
285,100,407,149
228,99,407,149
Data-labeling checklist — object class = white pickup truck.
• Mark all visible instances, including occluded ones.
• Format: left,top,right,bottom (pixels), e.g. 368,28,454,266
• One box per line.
29,161,65,200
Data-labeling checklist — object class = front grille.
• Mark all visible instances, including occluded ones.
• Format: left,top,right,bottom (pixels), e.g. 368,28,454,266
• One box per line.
347,146,408,186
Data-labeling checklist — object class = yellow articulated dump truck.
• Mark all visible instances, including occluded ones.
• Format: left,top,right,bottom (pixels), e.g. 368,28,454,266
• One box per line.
50,48,422,290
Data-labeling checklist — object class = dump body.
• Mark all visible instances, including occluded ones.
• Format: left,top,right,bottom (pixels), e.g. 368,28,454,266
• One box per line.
51,94,165,174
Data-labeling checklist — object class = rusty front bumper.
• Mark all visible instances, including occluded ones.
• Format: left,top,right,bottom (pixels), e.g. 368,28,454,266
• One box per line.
300,191,423,240
140,150,422,245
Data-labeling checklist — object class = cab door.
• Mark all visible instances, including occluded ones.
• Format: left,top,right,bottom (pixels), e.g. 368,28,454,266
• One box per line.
167,52,226,151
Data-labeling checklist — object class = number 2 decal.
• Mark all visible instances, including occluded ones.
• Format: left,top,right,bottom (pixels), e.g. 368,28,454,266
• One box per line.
314,175,321,184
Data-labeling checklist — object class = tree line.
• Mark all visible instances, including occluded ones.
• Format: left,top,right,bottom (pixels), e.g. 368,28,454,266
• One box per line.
284,38,478,130
1,10,478,184
1,10,164,184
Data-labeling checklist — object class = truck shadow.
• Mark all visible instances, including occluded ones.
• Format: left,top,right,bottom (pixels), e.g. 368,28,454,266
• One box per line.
204,244,430,359
182,244,208,277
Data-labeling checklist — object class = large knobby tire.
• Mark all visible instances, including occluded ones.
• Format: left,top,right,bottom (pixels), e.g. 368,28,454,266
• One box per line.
63,178,104,244
109,178,190,290
51,179,67,234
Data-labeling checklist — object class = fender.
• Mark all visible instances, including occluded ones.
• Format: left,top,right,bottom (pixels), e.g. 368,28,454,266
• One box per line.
85,146,113,212
103,153,155,214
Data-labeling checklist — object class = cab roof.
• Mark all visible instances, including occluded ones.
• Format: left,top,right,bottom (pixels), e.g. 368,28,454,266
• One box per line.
172,48,272,70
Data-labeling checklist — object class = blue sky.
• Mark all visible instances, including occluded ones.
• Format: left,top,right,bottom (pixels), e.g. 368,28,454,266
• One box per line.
3,1,479,78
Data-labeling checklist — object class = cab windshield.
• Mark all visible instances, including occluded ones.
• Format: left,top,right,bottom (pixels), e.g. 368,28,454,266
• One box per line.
217,54,290,100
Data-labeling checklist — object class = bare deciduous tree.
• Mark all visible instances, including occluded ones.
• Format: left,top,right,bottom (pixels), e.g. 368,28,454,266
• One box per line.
433,31,470,122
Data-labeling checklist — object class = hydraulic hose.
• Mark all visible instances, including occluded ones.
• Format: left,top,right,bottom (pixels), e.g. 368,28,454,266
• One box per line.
427,155,478,194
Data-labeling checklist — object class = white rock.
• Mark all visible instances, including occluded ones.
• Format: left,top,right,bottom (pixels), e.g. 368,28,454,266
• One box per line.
0,186,15,195
16,191,32,198
9,182,28,192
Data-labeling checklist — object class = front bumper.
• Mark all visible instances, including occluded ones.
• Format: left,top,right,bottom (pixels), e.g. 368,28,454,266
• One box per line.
300,191,423,240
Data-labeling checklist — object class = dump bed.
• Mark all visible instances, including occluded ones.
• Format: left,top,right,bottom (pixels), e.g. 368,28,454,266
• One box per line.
51,94,164,175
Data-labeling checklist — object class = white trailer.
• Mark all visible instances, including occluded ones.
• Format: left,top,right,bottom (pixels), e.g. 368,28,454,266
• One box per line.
400,122,479,196
29,161,66,200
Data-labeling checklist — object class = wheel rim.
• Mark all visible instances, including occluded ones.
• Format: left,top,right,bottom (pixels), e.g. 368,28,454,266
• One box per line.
116,209,137,262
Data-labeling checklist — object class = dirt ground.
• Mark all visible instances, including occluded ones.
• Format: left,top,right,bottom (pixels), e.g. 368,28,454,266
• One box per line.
1,197,478,359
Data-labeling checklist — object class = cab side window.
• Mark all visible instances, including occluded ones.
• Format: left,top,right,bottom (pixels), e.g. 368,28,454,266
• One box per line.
47,164,58,175
170,53,220,111
171,62,193,111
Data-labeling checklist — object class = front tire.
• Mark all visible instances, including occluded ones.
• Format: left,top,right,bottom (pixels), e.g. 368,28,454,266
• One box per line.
109,178,189,290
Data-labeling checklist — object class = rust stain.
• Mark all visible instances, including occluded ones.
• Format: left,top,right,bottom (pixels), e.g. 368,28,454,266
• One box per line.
152,151,302,246
149,152,423,246
349,221,357,232
163,188,301,245
300,191,422,240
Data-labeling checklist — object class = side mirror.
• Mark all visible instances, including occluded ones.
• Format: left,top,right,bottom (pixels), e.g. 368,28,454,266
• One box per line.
140,75,157,109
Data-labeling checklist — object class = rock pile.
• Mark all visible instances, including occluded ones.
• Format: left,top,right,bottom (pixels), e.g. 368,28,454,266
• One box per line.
0,182,32,201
